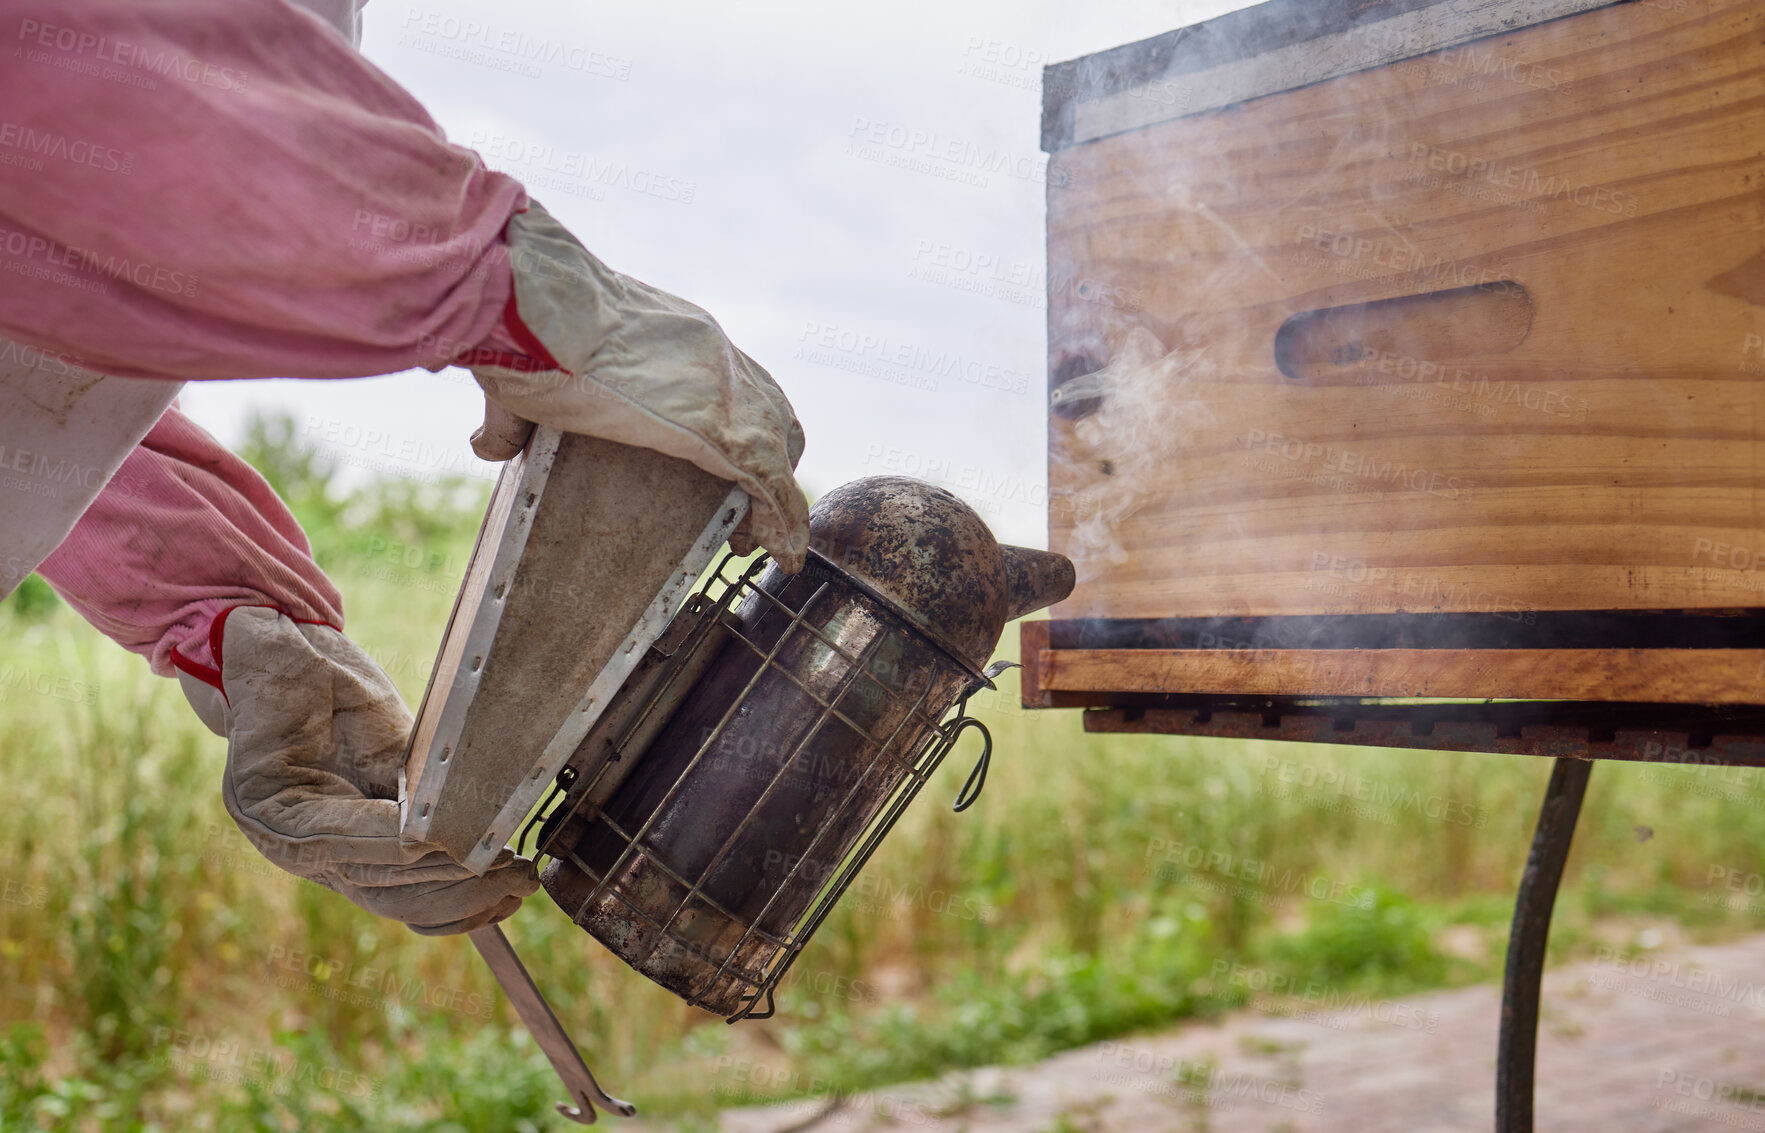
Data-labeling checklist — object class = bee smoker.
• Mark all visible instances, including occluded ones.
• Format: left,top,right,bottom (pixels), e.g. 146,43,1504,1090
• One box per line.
404,435,1071,1122
532,475,1074,1019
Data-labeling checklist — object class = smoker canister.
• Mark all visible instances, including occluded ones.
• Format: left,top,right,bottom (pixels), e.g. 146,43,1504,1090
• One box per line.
538,477,1074,1018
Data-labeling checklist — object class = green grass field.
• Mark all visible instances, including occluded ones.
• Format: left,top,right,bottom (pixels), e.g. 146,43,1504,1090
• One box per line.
4,415,1764,1131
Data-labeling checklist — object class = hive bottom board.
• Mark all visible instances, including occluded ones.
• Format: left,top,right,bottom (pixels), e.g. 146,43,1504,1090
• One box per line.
1021,618,1765,708
1020,619,1765,761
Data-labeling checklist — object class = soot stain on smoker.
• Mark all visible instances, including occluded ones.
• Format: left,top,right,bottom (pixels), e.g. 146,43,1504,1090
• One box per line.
809,477,1008,672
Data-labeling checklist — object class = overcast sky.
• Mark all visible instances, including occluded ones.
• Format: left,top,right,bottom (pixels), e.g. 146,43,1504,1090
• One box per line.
180,0,1257,549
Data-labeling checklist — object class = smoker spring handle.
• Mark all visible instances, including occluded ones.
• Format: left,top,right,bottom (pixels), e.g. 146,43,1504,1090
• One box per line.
950,716,992,813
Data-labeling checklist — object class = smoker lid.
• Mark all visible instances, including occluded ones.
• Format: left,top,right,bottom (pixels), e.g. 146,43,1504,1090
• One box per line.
805,476,1074,675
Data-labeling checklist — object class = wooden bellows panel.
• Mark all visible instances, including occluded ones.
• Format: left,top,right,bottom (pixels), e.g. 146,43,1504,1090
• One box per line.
402,429,745,871
1044,0,1765,625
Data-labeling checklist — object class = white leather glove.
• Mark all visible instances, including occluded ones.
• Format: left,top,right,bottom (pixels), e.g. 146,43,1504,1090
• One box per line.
467,200,810,572
205,607,540,935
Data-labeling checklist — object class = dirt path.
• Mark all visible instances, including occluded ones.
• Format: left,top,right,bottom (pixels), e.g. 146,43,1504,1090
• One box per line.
685,934,1765,1132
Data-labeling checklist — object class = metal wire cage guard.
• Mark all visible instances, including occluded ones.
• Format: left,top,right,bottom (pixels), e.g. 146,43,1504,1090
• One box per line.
535,550,995,1022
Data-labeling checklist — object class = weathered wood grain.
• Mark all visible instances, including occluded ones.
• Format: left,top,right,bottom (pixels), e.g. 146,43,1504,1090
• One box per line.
1043,0,1626,149
1039,647,1765,704
1017,619,1054,708
1047,0,1765,624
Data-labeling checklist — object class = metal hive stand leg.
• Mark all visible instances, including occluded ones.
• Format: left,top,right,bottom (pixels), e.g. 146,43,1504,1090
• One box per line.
1496,757,1592,1133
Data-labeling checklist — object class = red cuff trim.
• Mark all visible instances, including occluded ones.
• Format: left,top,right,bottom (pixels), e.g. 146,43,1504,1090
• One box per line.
498,291,566,373
169,649,223,696
178,605,343,703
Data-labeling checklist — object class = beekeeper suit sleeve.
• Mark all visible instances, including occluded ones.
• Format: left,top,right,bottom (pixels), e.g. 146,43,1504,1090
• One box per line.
0,0,807,570
36,407,538,936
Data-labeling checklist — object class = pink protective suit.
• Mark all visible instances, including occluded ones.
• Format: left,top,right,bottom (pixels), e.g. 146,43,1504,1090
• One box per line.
0,0,531,380
36,406,346,688
0,0,551,688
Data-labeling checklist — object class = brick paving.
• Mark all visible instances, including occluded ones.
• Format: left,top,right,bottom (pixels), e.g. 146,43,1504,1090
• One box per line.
693,934,1765,1132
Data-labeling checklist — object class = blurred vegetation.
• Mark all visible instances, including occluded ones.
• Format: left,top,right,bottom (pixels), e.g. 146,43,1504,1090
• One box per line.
4,411,1765,1130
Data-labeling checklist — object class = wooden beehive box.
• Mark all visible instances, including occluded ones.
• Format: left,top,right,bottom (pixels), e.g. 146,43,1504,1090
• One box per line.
1027,0,1765,709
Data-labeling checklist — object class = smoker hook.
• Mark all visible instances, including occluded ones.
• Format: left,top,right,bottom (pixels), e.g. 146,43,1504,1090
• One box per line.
519,765,577,858
950,716,992,813
728,985,778,1024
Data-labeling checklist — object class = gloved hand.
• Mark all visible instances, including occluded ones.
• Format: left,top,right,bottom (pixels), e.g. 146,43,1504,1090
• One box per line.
467,200,810,573
206,606,539,935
